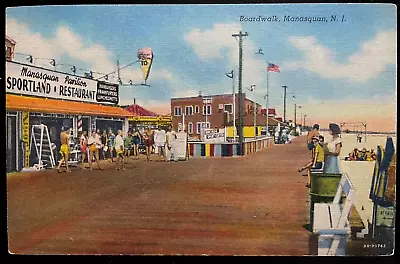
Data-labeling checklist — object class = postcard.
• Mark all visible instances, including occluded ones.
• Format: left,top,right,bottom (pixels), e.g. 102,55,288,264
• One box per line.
5,3,396,256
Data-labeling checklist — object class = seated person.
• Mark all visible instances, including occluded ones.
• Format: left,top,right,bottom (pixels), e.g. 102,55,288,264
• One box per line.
298,136,325,188
348,148,359,161
370,149,376,160
360,148,367,161
356,149,364,161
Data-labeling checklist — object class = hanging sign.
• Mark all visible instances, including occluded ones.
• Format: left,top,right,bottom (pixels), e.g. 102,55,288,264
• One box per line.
137,48,153,82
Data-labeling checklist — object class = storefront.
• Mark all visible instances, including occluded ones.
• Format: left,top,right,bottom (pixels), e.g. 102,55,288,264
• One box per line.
6,61,131,171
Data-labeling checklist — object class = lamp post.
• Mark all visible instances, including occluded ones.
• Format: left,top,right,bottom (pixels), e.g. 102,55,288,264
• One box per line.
255,48,270,138
14,53,33,64
303,114,307,127
246,85,256,139
282,85,288,123
34,58,56,68
225,70,236,141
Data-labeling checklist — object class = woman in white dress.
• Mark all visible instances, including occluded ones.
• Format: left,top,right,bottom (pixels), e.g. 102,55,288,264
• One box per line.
323,123,342,174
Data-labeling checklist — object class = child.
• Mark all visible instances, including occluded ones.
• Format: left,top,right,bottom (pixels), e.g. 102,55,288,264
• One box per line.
298,136,325,188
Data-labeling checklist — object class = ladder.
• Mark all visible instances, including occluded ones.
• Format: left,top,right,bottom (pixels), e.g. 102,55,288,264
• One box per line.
29,124,56,169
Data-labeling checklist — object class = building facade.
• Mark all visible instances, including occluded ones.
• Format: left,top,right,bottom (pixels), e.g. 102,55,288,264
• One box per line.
171,93,262,138
6,48,131,172
6,36,16,61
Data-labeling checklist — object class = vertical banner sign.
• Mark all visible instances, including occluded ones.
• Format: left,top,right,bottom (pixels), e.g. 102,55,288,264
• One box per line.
137,48,153,83
22,112,30,167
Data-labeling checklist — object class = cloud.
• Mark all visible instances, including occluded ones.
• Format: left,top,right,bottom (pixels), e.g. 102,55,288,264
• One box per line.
184,23,241,61
6,17,176,86
184,23,274,92
283,30,397,82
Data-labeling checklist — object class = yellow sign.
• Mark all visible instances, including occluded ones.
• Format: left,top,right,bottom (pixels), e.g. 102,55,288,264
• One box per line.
22,112,30,167
137,48,153,82
128,116,172,123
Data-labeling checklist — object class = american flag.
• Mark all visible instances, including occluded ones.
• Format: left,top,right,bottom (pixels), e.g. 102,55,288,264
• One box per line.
267,62,280,72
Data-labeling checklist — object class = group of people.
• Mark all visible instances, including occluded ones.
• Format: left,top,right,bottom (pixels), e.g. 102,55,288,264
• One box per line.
344,148,376,161
298,123,343,188
274,127,293,144
56,125,180,173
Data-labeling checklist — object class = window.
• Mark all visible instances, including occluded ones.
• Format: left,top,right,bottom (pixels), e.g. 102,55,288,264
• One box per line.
185,106,193,115
188,122,193,134
196,122,210,134
196,122,202,134
6,47,12,59
224,104,233,114
194,105,199,114
174,106,182,116
202,105,212,115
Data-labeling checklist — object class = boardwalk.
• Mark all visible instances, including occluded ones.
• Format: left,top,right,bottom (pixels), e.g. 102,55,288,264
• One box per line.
7,136,312,255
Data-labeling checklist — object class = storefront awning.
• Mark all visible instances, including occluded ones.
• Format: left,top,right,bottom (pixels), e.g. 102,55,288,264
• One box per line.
6,94,132,118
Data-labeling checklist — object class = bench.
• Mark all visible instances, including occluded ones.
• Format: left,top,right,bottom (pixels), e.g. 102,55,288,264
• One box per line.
310,162,325,173
313,173,356,256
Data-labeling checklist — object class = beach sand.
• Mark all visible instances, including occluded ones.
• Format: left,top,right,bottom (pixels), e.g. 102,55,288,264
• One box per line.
320,133,396,232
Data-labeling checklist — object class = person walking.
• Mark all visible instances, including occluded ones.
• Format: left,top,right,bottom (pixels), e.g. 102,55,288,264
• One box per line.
166,126,178,162
143,127,154,161
154,126,167,162
56,127,71,173
107,130,115,162
124,131,133,163
132,128,141,160
323,123,342,174
88,131,103,170
79,131,88,168
101,130,108,160
114,130,126,170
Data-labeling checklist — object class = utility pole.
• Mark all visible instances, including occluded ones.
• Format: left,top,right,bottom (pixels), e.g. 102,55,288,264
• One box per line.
117,59,121,84
282,85,287,123
232,31,248,155
294,103,297,128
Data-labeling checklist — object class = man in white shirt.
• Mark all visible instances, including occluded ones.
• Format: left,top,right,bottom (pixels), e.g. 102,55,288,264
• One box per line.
114,130,125,170
154,126,167,162
166,126,178,162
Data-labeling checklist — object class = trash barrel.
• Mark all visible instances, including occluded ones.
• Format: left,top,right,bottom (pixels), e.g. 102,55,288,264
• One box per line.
309,173,343,230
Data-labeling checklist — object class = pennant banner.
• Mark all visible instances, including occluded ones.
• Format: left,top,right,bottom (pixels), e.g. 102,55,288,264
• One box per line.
137,48,153,82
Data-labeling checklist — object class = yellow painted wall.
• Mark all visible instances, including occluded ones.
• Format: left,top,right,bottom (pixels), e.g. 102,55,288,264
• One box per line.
226,126,263,138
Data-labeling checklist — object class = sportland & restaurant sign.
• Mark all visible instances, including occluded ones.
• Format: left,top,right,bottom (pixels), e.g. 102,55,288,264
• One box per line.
6,61,119,105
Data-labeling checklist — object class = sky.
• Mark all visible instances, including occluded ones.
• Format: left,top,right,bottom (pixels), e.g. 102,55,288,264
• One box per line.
6,4,397,132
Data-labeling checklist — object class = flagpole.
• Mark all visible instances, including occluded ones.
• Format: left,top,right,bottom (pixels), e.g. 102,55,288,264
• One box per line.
266,61,269,137
232,70,236,142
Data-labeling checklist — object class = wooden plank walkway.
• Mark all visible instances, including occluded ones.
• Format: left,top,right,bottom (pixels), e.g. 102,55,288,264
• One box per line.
7,136,312,255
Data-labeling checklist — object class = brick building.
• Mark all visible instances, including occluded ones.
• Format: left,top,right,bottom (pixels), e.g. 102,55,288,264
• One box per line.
171,93,262,137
